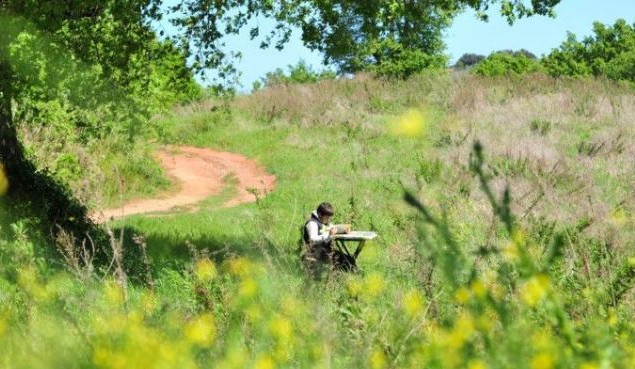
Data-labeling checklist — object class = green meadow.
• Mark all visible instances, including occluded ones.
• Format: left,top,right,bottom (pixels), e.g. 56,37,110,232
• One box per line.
2,72,635,368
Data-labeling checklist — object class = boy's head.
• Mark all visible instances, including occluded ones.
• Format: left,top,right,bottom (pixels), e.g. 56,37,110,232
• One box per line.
317,202,334,223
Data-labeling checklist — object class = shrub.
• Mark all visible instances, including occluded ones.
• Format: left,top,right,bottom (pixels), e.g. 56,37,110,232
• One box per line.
253,60,336,90
542,19,635,82
472,51,544,77
453,53,486,69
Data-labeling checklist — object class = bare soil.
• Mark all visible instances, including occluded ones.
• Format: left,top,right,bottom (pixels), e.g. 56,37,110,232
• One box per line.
92,146,276,222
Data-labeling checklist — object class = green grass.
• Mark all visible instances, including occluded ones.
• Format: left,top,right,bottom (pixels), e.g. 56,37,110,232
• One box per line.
3,73,635,368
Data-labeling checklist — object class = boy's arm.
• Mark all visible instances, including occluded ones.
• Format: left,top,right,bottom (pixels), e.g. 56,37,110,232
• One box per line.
307,221,331,244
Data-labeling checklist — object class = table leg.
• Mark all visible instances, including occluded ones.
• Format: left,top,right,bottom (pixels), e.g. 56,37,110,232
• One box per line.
336,240,353,258
354,240,366,259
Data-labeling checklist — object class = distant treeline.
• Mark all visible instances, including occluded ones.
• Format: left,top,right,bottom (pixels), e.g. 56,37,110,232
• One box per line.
453,19,635,83
257,19,635,90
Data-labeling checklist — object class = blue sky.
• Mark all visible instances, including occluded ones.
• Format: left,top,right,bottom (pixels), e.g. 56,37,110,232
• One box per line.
445,0,631,62
172,0,633,91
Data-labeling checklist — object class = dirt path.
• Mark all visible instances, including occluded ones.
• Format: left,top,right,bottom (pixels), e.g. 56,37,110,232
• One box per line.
92,146,276,222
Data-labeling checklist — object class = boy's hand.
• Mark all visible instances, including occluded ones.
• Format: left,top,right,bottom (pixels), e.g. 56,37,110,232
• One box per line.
329,227,338,236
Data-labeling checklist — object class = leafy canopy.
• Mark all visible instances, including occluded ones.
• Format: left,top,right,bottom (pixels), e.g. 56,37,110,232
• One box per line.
166,0,561,80
542,19,635,82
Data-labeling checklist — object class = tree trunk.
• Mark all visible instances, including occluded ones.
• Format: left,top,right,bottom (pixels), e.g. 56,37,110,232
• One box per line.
0,52,20,183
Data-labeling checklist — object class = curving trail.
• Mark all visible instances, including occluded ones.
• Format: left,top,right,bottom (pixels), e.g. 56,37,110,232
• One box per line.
92,146,276,222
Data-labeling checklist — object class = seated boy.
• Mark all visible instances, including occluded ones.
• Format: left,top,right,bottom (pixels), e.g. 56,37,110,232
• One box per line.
301,202,355,276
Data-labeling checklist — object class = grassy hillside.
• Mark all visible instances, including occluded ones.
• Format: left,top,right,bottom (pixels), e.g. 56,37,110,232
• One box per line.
2,72,635,368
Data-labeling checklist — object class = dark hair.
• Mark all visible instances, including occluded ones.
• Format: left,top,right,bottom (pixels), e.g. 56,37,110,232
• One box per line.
316,202,334,217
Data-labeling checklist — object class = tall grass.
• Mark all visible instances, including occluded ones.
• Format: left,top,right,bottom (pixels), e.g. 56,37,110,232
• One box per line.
3,72,635,368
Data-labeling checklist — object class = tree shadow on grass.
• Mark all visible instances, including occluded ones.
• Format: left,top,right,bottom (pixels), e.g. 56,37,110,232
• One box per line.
112,225,292,285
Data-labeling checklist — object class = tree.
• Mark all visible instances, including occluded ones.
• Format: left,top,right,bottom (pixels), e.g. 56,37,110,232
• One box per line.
454,53,486,69
293,1,453,76
0,0,562,243
0,1,198,244
168,0,561,79
542,19,635,82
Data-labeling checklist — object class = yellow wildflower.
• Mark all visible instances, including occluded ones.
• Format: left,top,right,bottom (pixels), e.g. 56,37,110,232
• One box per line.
239,278,258,298
521,274,551,307
364,273,384,297
390,109,426,137
448,314,475,349
471,280,488,299
579,362,599,369
0,162,9,196
158,343,177,364
92,347,110,366
103,280,126,307
608,308,618,326
369,349,387,369
347,278,363,297
531,353,555,369
468,359,487,369
195,259,217,282
254,355,275,369
228,257,252,277
503,241,519,262
512,227,526,246
269,316,293,343
455,287,471,304
402,289,425,318
184,313,216,347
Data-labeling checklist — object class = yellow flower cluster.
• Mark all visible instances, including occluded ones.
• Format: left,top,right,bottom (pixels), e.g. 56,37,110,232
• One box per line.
194,259,218,282
184,313,216,347
369,349,387,369
6,240,635,369
520,274,551,307
455,279,489,304
468,359,487,369
389,109,427,137
254,355,275,369
346,272,384,299
531,352,555,369
402,289,425,318
447,313,476,349
503,228,527,262
91,310,199,369
269,315,295,362
226,257,263,302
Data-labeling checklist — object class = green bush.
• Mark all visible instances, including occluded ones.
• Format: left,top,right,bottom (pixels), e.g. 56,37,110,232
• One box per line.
253,60,336,90
542,19,635,82
453,53,485,69
472,51,544,77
